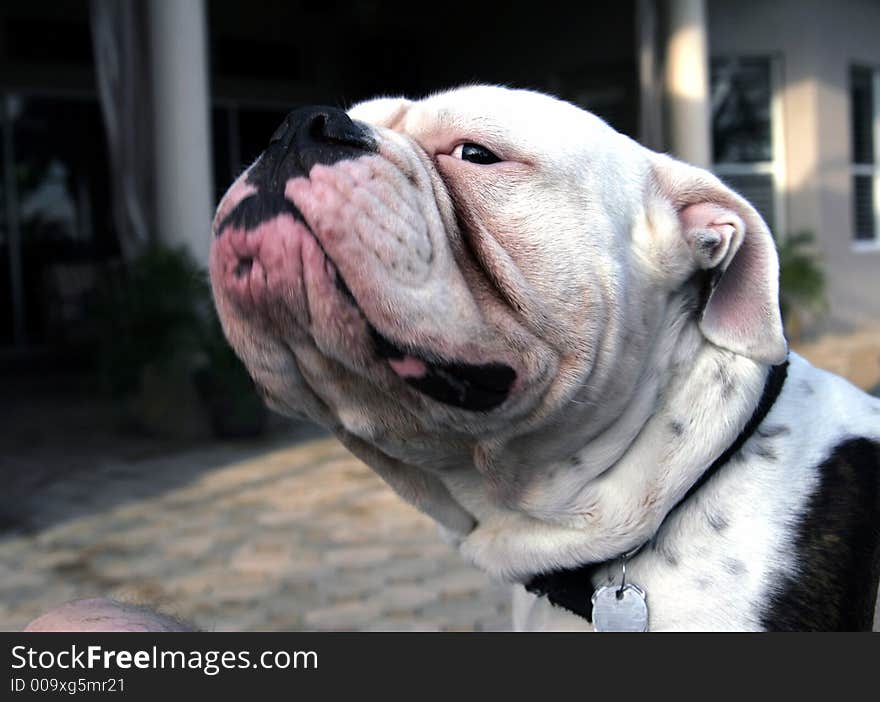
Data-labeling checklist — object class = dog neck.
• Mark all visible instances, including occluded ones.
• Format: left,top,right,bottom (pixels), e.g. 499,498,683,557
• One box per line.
523,358,789,622
445,299,777,582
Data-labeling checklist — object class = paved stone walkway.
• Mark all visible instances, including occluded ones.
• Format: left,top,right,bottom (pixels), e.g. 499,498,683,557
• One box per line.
792,324,880,392
2,325,878,633
0,431,511,632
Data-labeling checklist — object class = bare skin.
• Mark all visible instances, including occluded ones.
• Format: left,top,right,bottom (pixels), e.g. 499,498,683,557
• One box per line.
23,598,193,632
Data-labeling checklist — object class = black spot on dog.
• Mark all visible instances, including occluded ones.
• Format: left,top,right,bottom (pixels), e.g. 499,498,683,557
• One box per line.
760,438,880,631
217,192,306,237
755,424,790,439
750,441,778,462
670,420,685,437
706,511,730,533
569,456,582,467
652,539,679,567
723,558,746,577
370,327,517,412
715,364,736,399
799,379,815,396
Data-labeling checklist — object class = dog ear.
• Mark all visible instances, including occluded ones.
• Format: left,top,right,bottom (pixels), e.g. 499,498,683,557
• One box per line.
347,96,412,128
650,152,788,364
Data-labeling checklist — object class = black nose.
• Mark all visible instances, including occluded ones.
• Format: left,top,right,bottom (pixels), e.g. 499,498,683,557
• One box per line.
246,105,377,192
270,106,373,151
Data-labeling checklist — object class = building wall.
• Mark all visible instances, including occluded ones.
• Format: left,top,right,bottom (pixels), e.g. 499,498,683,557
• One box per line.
708,0,880,329
812,0,880,326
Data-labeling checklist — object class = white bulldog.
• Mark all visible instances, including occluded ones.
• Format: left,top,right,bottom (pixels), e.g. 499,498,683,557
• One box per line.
210,86,880,631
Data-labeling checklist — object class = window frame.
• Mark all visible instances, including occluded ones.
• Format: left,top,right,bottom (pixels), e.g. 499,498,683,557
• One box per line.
710,54,786,238
851,66,880,252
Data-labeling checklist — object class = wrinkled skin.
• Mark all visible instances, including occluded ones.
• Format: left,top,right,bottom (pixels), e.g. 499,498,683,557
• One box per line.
209,85,786,581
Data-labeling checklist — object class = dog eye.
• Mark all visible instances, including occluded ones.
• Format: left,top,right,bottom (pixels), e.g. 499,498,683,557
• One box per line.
453,143,502,164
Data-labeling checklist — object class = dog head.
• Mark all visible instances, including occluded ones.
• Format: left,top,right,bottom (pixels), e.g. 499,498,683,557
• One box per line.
210,85,786,528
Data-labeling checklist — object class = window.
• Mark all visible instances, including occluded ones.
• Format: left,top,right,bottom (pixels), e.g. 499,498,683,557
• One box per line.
850,66,879,246
0,94,114,349
710,57,783,235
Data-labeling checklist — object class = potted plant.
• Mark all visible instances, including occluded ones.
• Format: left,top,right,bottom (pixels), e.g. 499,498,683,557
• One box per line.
194,313,268,438
88,245,266,439
776,230,828,342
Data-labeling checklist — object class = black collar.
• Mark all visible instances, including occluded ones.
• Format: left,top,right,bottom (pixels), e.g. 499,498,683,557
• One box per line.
523,359,790,622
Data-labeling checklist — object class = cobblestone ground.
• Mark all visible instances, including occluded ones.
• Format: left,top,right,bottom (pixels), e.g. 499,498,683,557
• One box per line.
0,432,511,632
792,325,880,392
1,326,878,633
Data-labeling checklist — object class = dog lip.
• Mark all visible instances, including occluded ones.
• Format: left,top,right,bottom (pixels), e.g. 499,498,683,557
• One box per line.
311,236,518,413
216,192,306,238
215,186,517,413
369,325,517,412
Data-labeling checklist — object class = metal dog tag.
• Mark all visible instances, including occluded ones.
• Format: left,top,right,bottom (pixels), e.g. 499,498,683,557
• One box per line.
591,584,648,632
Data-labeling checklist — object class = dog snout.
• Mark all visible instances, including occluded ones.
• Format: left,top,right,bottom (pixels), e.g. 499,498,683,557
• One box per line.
272,105,373,151
248,105,377,192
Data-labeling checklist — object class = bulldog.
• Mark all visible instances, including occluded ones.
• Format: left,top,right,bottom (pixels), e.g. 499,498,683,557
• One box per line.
209,85,880,631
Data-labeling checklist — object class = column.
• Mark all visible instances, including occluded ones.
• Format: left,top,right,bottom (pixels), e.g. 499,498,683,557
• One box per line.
147,0,214,264
664,0,711,167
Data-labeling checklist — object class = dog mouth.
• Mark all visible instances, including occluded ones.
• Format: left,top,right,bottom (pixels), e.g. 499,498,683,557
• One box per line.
217,191,518,413
369,325,516,412
333,264,516,412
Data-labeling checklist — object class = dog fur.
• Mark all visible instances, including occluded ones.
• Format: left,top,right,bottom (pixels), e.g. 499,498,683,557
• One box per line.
210,86,880,631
